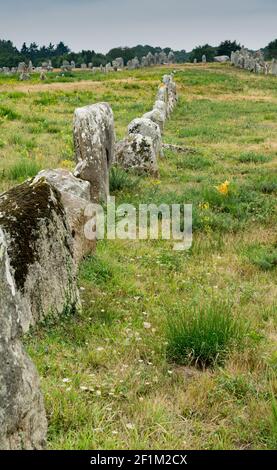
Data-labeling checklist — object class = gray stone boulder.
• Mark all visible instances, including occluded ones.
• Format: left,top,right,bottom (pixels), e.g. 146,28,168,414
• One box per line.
214,55,230,63
34,169,95,263
115,134,159,176
143,108,166,134
127,118,162,159
73,103,115,203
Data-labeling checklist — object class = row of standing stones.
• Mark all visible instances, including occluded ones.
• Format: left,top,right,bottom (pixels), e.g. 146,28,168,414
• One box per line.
0,74,178,449
0,52,176,80
231,47,277,76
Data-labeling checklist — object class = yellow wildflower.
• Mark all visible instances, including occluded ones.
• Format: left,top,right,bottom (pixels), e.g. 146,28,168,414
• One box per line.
199,202,210,210
216,180,230,196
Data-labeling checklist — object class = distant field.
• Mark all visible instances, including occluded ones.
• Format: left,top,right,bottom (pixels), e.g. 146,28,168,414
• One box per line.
1,64,277,449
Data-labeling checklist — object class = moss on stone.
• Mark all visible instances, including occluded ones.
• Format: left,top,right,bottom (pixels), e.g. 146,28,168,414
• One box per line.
0,178,68,292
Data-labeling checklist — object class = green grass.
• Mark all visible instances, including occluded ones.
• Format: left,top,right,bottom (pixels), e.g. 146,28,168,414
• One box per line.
0,62,276,450
110,166,139,193
245,244,277,271
166,302,243,368
6,159,43,181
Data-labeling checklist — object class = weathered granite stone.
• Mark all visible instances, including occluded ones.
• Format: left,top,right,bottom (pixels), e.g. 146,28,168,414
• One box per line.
271,59,277,76
156,84,168,104
112,57,124,69
34,169,94,262
168,51,175,64
0,178,79,330
143,108,166,133
18,62,27,73
128,118,162,159
40,71,46,81
0,176,81,449
0,237,47,449
202,54,207,63
146,52,155,66
214,55,230,62
163,74,178,115
115,134,159,176
152,100,167,132
73,103,115,203
19,72,30,81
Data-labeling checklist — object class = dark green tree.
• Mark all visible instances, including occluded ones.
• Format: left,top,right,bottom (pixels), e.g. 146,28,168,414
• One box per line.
264,39,277,59
217,40,241,57
190,44,216,62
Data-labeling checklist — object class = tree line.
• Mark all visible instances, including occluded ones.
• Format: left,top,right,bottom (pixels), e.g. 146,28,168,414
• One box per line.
0,41,188,68
0,38,276,68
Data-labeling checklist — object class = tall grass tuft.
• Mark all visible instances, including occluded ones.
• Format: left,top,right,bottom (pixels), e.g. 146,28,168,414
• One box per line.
110,166,138,193
166,302,244,368
0,106,20,120
7,159,42,181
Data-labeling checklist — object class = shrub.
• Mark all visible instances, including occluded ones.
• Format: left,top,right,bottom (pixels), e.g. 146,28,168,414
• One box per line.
166,302,243,368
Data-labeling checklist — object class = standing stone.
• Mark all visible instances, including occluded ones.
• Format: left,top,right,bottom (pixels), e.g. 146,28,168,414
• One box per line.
0,177,80,449
271,59,277,76
158,51,168,65
73,103,115,203
202,54,207,63
115,134,159,176
19,72,30,81
194,58,197,64
34,169,94,263
168,51,175,64
128,118,162,159
18,62,27,73
81,63,87,69
0,241,47,449
146,52,155,66
40,71,46,81
112,57,124,69
143,108,166,133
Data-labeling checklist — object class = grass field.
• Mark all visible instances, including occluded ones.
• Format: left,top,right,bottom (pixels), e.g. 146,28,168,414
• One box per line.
1,64,277,449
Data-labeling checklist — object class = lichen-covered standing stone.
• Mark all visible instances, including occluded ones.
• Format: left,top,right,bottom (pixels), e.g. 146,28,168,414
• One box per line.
73,103,115,203
0,177,80,449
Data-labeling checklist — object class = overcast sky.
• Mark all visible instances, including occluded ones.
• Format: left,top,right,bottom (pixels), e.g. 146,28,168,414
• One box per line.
0,0,276,52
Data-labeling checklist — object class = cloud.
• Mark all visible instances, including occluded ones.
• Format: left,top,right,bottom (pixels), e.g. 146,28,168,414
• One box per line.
0,0,276,52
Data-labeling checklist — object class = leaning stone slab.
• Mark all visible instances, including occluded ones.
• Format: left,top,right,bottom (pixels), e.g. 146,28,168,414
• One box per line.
34,169,95,263
115,134,159,176
73,103,115,203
